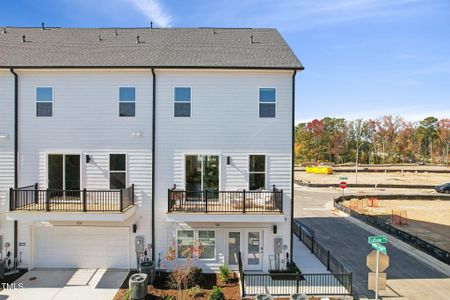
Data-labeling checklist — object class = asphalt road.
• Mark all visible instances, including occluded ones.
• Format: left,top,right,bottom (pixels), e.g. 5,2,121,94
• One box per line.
293,186,449,299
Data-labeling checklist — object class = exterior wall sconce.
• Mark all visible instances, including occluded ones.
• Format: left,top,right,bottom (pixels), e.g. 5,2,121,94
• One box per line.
273,225,278,234
227,156,231,165
86,155,91,163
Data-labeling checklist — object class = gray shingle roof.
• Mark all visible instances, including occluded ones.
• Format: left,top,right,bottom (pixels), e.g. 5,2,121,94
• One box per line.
0,27,303,69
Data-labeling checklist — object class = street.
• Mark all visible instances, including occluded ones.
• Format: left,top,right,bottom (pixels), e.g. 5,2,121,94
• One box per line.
293,185,450,299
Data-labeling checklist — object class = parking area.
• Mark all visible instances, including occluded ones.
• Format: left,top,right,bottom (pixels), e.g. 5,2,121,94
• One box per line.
0,268,128,300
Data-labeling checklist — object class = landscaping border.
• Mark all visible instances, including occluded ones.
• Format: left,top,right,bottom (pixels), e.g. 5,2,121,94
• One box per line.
333,195,450,265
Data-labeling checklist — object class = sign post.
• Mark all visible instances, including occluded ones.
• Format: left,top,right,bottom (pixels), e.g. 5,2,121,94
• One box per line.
367,236,389,300
339,181,347,196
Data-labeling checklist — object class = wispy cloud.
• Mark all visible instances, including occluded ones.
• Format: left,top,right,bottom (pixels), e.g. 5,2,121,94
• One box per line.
125,0,172,27
194,0,447,32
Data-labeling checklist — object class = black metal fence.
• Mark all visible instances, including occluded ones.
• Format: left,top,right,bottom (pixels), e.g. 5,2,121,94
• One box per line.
238,247,352,297
242,272,352,296
334,197,450,265
10,184,135,212
168,188,283,213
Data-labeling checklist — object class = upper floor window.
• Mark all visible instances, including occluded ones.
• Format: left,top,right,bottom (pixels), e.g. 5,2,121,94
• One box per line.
110,154,126,189
174,87,191,117
249,155,266,190
259,88,276,118
36,87,53,117
119,87,136,117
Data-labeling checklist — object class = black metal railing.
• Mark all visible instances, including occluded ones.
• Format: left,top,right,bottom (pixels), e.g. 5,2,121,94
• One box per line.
242,272,352,296
168,187,283,213
334,197,450,265
10,184,135,212
293,220,350,275
238,252,245,297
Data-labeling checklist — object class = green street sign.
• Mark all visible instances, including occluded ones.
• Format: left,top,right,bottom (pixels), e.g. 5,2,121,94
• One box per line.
339,176,348,180
371,243,387,254
368,235,387,244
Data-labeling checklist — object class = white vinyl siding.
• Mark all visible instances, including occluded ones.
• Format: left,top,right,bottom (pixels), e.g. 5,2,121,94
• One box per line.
155,70,293,272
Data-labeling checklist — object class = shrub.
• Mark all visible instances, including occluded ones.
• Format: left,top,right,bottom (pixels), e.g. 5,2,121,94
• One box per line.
189,267,205,287
218,264,232,284
188,285,204,298
167,267,205,289
208,286,224,300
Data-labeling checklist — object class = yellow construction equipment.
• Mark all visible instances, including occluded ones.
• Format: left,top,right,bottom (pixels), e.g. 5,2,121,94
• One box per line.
305,166,333,174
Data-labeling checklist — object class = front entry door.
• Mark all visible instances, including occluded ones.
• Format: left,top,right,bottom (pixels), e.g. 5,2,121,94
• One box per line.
48,154,81,198
245,230,263,271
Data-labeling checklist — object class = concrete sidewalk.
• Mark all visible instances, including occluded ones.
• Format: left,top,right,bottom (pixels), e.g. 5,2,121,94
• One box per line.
292,236,330,274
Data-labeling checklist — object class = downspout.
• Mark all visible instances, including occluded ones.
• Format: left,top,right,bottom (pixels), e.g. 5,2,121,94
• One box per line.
10,68,18,263
290,70,297,266
151,68,156,262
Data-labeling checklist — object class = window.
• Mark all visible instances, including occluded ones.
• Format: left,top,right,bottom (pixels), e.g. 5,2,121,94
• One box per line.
109,154,126,189
174,87,191,117
249,155,266,190
36,87,53,117
185,155,219,193
176,230,215,260
177,230,194,259
119,87,136,117
198,230,215,259
259,88,276,118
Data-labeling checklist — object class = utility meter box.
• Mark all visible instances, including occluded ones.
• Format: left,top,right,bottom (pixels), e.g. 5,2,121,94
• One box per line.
274,237,283,254
135,236,145,253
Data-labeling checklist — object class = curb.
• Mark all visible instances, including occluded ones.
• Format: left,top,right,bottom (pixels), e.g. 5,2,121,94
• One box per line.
295,181,436,189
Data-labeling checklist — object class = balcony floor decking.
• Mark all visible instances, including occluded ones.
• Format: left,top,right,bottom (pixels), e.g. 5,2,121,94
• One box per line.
13,202,131,212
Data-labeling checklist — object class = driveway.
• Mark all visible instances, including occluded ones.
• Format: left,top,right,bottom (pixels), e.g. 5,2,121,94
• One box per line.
0,268,128,300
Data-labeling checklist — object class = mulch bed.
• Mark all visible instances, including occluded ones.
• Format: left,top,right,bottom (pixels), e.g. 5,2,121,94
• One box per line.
0,269,28,291
114,271,241,300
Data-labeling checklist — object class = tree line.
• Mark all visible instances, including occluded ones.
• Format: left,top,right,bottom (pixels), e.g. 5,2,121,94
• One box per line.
295,116,449,165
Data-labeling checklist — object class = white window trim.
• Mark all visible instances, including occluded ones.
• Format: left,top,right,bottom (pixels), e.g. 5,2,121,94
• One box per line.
109,153,127,189
35,86,54,118
258,87,277,118
175,229,216,260
248,154,267,190
118,86,136,117
173,86,192,118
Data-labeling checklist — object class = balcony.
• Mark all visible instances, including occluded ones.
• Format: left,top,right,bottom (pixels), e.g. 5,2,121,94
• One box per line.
167,188,284,223
7,184,136,222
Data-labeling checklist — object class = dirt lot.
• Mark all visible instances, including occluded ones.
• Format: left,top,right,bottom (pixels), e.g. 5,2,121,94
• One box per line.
296,170,449,185
343,199,450,252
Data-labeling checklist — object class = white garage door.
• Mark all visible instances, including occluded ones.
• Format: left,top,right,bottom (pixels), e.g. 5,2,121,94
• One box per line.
33,226,130,269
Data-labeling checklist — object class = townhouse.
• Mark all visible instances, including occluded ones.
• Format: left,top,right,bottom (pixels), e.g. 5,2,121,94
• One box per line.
0,27,303,272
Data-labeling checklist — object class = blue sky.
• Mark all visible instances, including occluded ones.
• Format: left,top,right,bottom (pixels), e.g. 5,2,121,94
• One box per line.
2,0,449,123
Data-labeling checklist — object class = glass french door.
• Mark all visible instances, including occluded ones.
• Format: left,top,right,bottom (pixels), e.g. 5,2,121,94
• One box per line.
246,230,263,270
227,231,241,266
185,155,219,200
48,154,81,199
